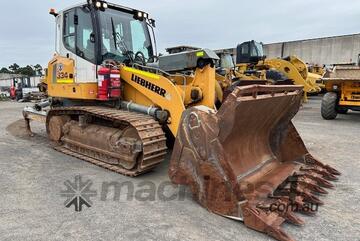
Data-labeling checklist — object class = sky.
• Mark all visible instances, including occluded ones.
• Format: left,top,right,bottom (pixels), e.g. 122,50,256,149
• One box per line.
0,0,359,68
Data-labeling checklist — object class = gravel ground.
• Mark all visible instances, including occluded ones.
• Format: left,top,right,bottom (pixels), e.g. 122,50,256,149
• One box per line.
0,97,359,241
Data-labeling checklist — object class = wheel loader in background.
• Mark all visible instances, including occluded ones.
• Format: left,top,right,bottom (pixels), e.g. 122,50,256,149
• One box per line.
165,46,268,104
321,65,360,119
23,2,340,241
214,49,297,101
235,40,323,101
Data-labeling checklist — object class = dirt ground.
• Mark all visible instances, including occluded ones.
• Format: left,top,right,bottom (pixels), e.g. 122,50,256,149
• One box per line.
0,97,359,241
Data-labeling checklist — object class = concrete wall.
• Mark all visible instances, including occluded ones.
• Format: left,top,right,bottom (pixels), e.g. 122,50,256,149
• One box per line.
264,34,360,65
0,76,41,88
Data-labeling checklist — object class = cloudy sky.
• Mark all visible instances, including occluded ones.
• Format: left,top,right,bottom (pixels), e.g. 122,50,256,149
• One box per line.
0,0,359,68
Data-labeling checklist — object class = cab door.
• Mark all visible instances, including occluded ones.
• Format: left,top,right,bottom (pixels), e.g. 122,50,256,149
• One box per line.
60,6,97,84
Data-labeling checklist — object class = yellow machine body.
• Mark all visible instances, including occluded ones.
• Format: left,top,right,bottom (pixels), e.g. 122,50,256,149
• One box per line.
261,56,322,94
235,41,323,100
46,55,98,100
308,64,326,76
46,55,217,136
323,66,360,107
321,66,360,119
328,80,360,106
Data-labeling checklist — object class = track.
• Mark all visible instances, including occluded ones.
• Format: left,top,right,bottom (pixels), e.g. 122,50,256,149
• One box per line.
47,106,168,176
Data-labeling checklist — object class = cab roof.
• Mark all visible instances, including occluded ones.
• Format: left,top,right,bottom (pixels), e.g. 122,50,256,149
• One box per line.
58,1,148,16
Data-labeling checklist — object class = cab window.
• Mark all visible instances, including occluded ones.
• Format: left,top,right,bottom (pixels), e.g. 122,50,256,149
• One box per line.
250,46,258,57
63,7,96,64
76,7,95,63
130,20,150,59
241,44,249,55
63,10,75,52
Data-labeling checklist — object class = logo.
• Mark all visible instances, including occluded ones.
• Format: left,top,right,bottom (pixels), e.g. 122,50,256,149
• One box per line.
57,63,64,72
131,74,167,97
59,177,190,212
60,175,97,212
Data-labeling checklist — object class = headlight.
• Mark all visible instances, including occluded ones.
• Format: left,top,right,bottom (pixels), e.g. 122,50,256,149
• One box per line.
95,1,102,8
143,13,148,19
102,2,108,8
137,11,143,18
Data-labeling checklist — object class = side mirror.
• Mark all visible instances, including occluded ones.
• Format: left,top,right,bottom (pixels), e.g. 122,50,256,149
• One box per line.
149,19,156,28
90,33,96,43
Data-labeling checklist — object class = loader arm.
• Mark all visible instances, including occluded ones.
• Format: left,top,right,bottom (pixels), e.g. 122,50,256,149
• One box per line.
262,58,317,94
120,66,185,136
120,64,217,136
286,56,322,92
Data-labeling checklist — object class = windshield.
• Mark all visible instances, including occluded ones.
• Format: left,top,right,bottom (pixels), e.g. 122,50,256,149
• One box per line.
253,42,264,57
220,54,235,69
99,8,153,63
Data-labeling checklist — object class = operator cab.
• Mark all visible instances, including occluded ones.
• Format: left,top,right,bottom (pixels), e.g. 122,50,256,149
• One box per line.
215,50,235,76
236,40,265,64
217,52,235,69
52,1,157,83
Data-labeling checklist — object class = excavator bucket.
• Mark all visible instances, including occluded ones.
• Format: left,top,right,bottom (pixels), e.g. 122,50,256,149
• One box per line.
169,85,340,241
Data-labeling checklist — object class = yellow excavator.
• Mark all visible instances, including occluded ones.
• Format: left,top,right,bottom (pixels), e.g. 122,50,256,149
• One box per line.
23,2,339,241
236,41,322,100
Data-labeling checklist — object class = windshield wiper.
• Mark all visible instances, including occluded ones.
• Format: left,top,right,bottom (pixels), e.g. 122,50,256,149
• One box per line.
110,17,134,62
111,17,118,51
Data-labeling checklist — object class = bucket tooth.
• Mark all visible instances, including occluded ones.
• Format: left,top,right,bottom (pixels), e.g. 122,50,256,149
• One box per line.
242,205,295,241
324,165,341,176
294,188,324,205
302,173,335,189
317,171,338,181
275,187,324,206
301,183,328,195
283,210,305,226
301,166,338,181
304,155,341,176
295,176,329,194
258,199,305,226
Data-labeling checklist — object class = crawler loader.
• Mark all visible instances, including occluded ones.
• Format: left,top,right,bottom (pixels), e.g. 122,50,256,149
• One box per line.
23,2,339,241
236,41,322,100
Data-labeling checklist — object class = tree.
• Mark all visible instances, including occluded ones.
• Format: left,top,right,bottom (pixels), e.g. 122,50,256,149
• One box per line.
0,67,11,74
33,64,43,76
9,63,20,73
17,65,36,76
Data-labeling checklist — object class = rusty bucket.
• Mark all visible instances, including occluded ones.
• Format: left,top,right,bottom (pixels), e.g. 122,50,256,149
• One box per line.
169,85,340,241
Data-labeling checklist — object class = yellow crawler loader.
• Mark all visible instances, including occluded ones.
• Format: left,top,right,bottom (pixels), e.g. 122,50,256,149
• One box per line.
23,2,339,241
